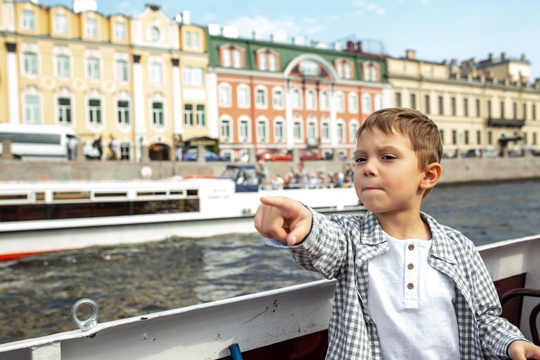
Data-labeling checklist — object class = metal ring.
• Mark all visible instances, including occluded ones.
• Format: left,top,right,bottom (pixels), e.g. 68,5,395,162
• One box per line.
70,298,99,332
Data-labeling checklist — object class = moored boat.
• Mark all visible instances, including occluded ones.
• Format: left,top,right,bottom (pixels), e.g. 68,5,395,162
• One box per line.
0,233,538,359
0,165,365,261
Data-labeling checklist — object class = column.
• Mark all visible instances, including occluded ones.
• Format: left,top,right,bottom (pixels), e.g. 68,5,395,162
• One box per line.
285,79,295,150
132,54,145,161
329,83,338,148
171,58,183,135
206,69,219,139
6,43,20,124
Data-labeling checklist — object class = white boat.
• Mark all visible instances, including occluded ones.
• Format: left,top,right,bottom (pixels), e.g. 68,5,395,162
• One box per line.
0,233,538,359
0,165,365,261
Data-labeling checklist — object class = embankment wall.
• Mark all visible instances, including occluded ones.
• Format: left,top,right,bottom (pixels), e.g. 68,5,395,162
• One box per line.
0,157,539,184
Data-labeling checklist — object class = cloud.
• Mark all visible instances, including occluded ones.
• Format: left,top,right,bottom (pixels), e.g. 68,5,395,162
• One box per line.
224,15,319,40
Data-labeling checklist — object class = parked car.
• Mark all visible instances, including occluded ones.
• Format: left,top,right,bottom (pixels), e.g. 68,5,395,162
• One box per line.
182,148,226,161
256,149,292,162
256,149,327,162
299,149,325,161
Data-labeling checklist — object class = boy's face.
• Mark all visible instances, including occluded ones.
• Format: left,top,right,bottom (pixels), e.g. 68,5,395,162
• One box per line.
353,128,426,215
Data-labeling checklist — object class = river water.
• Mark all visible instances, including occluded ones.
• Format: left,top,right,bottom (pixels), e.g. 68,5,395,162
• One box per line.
1,179,539,344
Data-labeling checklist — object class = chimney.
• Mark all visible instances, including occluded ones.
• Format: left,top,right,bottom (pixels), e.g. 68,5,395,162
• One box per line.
181,10,190,24
346,40,355,52
521,54,527,62
405,49,416,60
501,52,506,61
222,26,239,39
252,30,264,40
356,41,363,53
292,36,305,46
207,24,220,36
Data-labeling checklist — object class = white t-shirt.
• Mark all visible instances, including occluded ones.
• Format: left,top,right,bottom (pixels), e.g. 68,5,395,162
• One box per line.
366,233,460,360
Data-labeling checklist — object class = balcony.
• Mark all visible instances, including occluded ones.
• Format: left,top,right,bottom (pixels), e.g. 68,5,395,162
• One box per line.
487,117,525,128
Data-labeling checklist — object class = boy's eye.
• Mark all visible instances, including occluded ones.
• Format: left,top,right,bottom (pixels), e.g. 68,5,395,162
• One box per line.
354,156,367,163
382,155,396,160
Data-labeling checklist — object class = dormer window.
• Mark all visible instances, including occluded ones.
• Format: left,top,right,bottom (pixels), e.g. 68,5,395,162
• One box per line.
220,44,244,69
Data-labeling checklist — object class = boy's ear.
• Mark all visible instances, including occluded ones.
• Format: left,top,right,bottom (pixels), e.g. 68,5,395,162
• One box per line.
420,162,442,190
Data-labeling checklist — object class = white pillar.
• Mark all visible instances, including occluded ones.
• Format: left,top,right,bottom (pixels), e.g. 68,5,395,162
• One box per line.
6,43,20,124
132,54,145,161
206,70,218,138
171,58,183,135
285,80,295,149
329,84,338,148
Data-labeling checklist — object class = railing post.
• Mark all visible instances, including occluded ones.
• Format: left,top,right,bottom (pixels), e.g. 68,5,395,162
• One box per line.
1,140,13,160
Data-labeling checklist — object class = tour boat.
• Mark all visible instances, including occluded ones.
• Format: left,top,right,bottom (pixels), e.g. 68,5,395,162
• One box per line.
0,233,538,359
0,165,365,261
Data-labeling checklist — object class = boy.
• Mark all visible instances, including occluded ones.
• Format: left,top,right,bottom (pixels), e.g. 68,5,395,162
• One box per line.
254,108,540,359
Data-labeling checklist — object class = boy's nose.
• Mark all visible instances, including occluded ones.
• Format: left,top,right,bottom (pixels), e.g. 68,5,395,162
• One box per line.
363,160,377,176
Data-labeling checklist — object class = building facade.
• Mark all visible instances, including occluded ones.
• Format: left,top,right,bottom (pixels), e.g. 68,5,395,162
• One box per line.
1,0,539,162
0,0,208,161
387,50,540,157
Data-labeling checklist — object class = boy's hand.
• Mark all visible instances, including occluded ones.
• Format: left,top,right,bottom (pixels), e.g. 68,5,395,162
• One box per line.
508,340,540,359
254,196,312,246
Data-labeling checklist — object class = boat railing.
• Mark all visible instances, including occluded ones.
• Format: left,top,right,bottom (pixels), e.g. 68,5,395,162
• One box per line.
500,288,540,346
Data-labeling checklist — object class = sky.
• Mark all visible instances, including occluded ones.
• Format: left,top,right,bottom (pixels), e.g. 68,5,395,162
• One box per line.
39,0,540,80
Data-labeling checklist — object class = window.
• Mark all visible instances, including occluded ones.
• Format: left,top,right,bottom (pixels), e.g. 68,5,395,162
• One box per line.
374,94,383,111
55,15,67,34
239,118,250,142
363,62,379,81
307,120,317,143
424,95,430,114
24,95,40,124
362,94,371,113
57,97,72,125
221,118,232,142
255,87,267,108
115,22,126,40
452,130,457,145
196,105,205,126
22,11,35,30
85,18,97,37
487,100,492,117
306,90,316,110
300,60,318,76
192,33,200,49
451,97,456,116
87,57,100,80
348,93,358,113
337,122,345,143
322,121,330,141
523,103,527,119
150,61,163,85
320,91,329,110
438,95,444,115
183,67,204,86
120,143,130,160
219,84,232,107
292,89,302,109
500,101,505,118
152,102,164,126
233,50,242,68
513,102,517,119
464,130,469,145
88,99,102,124
258,52,267,71
184,104,193,126
477,130,482,145
222,48,231,67
476,99,481,117
349,122,359,142
274,119,284,142
410,94,416,110
117,100,130,125
464,98,469,117
257,118,268,142
293,120,302,141
335,92,345,112
115,60,128,82
237,85,250,108
336,60,352,79
273,88,284,109
23,52,38,76
268,54,277,71
56,54,70,78
395,92,402,107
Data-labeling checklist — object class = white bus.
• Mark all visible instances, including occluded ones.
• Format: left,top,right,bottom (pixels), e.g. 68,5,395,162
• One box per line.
0,123,80,161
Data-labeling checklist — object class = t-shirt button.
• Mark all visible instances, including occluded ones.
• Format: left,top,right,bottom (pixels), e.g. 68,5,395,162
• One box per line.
408,244,415,251
407,263,414,270
407,282,414,289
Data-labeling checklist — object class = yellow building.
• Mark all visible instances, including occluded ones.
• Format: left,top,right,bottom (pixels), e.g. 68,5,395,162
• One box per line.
387,50,540,157
0,0,208,161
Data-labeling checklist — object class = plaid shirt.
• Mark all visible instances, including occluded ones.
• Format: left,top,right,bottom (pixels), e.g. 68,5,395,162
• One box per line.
286,210,526,359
